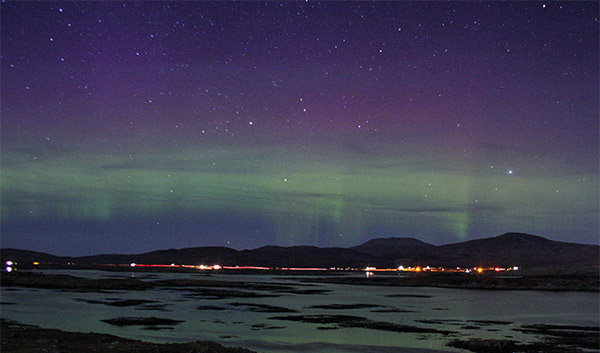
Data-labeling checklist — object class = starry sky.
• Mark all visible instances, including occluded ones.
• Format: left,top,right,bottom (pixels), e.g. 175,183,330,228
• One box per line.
1,1,598,256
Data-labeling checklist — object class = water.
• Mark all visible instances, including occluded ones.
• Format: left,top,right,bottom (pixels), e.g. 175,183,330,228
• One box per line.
1,269,598,353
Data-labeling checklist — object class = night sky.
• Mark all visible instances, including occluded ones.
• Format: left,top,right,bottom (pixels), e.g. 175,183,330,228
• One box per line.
1,1,598,256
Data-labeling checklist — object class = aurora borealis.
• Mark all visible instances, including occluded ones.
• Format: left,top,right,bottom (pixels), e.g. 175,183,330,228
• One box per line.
1,2,598,255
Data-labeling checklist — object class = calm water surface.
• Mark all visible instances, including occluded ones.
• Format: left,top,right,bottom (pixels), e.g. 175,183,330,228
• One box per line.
1,270,598,353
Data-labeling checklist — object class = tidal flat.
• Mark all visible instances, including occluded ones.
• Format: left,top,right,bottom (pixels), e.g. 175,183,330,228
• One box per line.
1,269,598,353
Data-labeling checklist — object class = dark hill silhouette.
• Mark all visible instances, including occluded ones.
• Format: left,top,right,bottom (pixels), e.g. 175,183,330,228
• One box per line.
77,246,240,266
0,249,70,264
1,233,598,270
237,246,375,268
350,237,435,257
430,232,599,267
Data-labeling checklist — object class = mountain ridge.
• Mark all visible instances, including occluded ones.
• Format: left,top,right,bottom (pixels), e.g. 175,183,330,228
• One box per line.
1,233,598,270
350,237,435,258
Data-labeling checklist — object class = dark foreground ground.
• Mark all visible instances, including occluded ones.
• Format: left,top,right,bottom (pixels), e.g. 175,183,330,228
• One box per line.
1,319,256,353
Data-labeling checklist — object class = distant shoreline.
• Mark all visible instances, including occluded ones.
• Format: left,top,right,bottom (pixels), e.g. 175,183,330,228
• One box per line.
2,269,598,292
301,272,600,292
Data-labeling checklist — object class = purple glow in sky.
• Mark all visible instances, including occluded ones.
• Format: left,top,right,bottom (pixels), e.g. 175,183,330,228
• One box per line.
1,1,598,255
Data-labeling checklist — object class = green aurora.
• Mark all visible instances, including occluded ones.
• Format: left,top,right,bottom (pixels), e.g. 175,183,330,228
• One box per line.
2,137,597,253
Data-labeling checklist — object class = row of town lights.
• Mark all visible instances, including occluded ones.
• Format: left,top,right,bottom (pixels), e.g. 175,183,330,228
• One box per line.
394,265,519,273
130,263,221,270
4,260,518,274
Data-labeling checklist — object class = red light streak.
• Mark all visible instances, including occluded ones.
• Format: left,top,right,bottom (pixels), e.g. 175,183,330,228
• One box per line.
92,263,520,273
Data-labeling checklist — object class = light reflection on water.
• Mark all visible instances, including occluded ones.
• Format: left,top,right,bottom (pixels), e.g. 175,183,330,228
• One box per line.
1,270,598,353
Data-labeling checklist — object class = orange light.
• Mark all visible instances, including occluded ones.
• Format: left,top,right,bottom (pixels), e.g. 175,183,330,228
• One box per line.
477,268,483,273
33,262,40,265
415,267,421,272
